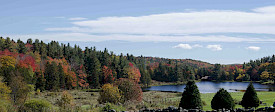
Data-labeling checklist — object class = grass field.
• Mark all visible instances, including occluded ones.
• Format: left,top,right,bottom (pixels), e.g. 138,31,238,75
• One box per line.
143,91,275,111
31,90,275,111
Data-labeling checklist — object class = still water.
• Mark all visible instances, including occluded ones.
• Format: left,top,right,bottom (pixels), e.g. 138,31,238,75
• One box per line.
144,81,275,93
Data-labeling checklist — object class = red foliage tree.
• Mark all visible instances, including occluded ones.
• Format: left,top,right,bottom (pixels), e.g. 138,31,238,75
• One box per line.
18,55,37,71
77,65,89,88
102,66,115,84
127,64,141,83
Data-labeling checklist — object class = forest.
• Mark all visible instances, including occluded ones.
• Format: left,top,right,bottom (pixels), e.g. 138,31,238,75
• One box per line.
0,37,275,111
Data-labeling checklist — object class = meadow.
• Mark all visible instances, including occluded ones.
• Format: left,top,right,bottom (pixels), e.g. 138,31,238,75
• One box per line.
32,90,275,111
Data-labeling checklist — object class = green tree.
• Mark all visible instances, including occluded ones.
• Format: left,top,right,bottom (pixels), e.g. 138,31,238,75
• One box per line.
45,62,59,90
179,81,202,109
241,82,260,109
85,49,101,88
211,88,235,110
58,64,66,89
16,39,27,53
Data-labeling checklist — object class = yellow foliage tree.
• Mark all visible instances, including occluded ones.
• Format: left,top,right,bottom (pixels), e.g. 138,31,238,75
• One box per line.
260,71,270,81
0,56,16,68
98,83,122,104
0,77,12,112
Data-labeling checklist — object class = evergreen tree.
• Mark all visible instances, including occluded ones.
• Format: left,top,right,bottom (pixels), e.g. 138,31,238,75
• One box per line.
241,82,260,109
58,64,66,89
35,71,46,91
179,81,202,109
16,39,27,53
211,88,235,110
85,50,101,88
45,62,59,90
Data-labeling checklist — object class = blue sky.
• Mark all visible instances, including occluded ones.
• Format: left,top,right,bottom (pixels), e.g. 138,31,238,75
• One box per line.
1,0,275,64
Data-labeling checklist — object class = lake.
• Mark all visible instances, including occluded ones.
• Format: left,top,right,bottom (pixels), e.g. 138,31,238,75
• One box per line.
144,81,275,93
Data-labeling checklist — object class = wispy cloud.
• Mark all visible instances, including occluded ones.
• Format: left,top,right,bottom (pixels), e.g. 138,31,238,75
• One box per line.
207,45,222,51
253,6,275,13
59,5,275,35
246,46,261,51
69,17,87,20
43,5,275,42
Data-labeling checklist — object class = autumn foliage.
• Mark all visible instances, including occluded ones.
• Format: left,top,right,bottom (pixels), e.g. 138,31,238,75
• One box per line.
115,78,143,102
102,66,115,84
98,83,121,104
127,63,141,83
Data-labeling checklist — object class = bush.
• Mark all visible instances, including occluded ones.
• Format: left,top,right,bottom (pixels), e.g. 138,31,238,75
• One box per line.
98,83,122,104
241,82,260,109
116,78,143,102
57,91,74,109
100,103,125,112
211,88,235,110
24,99,51,111
179,81,202,109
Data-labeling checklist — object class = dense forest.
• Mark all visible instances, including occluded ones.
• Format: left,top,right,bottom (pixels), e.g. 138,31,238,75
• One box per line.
0,36,275,92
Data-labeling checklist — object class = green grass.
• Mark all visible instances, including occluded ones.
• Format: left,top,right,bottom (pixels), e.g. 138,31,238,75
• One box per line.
143,91,275,111
201,92,275,110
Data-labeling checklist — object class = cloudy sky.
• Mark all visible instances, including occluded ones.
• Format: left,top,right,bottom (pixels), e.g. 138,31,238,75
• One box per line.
1,0,275,64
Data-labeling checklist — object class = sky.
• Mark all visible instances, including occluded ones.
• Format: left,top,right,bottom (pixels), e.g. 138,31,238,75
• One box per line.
1,0,275,64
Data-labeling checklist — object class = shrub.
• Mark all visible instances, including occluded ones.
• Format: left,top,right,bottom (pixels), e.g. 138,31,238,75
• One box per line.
100,103,125,112
98,83,122,104
116,78,143,102
179,81,202,109
57,91,74,109
241,82,260,109
211,88,235,110
24,99,51,111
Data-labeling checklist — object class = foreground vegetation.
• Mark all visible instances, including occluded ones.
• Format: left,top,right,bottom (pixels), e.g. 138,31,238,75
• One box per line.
21,90,274,111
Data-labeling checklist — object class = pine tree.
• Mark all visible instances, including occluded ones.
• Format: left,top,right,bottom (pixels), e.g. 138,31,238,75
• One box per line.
58,64,66,89
179,81,202,109
211,88,235,110
85,50,101,88
35,71,46,91
241,82,260,109
45,62,59,90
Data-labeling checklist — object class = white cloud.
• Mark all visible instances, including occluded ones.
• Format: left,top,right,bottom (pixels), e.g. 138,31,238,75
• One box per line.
246,46,261,51
207,45,222,51
42,5,275,42
173,44,192,49
253,6,275,13
68,17,87,20
54,6,275,35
